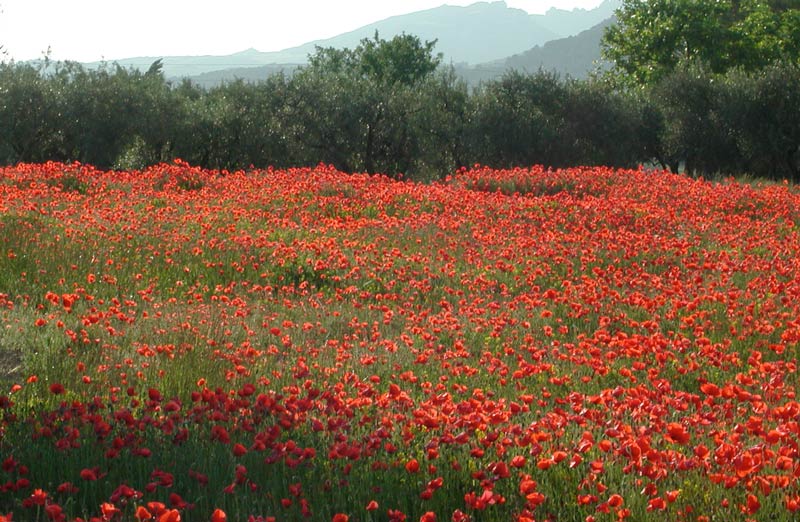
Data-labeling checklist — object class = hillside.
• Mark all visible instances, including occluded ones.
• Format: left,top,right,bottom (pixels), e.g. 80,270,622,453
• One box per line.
504,16,613,75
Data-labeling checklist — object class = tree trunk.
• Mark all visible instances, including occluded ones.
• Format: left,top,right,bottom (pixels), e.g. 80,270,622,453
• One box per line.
365,123,375,174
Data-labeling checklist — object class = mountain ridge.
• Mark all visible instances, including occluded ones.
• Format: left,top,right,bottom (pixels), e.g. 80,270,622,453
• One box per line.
82,0,619,79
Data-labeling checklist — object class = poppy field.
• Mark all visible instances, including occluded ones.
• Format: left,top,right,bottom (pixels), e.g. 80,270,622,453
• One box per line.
0,161,799,522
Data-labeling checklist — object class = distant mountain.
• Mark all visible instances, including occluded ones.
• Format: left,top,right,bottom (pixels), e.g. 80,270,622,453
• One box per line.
458,16,614,84
186,63,302,89
285,2,561,66
533,1,617,37
84,0,620,80
503,16,614,77
85,48,287,80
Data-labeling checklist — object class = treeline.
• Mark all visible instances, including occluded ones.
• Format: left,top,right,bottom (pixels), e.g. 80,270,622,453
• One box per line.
0,38,798,180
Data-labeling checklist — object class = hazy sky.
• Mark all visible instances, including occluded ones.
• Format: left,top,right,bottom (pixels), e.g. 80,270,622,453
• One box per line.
1,0,606,62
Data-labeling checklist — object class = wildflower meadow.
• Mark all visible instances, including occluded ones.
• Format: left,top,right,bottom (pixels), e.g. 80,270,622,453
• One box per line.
1,162,799,521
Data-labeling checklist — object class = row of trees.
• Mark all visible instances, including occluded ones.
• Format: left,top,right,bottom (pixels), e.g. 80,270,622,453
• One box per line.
601,0,800,179
650,63,800,179
0,30,798,180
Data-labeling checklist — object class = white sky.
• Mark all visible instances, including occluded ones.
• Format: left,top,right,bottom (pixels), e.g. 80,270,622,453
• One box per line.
1,0,605,62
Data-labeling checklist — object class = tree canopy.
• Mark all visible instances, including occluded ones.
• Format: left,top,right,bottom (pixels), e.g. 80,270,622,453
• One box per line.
308,32,441,86
602,0,800,85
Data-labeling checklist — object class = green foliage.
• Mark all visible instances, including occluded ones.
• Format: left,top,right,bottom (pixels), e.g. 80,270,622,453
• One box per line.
717,63,800,180
0,62,64,163
287,32,453,177
52,62,171,167
649,63,736,176
644,62,800,179
561,79,650,167
309,31,441,87
284,34,468,179
177,76,291,170
469,70,648,169
114,135,158,171
470,70,567,168
602,0,800,86
357,32,441,86
408,68,472,180
0,33,798,181
284,64,372,173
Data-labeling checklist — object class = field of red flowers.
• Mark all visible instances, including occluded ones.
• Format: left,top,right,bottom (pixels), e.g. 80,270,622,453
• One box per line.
0,161,799,521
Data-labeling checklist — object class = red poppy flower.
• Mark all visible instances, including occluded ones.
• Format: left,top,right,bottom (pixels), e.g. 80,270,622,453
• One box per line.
100,503,121,519
745,494,760,514
30,488,48,506
647,497,666,511
232,443,247,457
44,503,63,521
665,423,690,445
158,509,181,522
